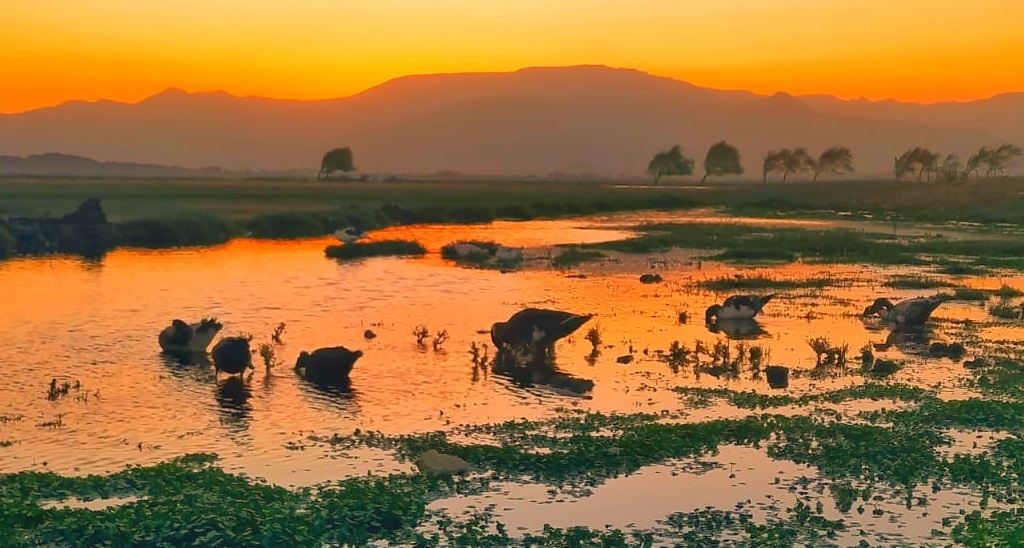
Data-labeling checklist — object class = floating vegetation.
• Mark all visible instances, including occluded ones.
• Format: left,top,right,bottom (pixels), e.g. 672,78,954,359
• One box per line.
325,240,427,260
9,357,1024,546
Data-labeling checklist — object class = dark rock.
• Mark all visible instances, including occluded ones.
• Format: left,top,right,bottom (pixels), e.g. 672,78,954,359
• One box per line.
766,365,789,389
414,449,470,476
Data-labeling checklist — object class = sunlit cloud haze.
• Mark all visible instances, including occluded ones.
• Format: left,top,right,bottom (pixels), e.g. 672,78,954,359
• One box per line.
4,0,1023,112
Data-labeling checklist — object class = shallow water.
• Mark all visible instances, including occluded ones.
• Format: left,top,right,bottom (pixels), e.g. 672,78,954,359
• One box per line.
1,210,1022,541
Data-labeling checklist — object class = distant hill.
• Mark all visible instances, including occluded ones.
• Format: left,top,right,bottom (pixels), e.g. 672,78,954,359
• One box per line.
0,65,1020,178
0,152,313,178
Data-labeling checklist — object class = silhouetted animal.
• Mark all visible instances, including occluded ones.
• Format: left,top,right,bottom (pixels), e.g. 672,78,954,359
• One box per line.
639,273,663,284
863,295,951,328
295,346,363,385
158,318,223,354
491,308,593,357
705,294,776,323
334,227,368,244
211,336,252,377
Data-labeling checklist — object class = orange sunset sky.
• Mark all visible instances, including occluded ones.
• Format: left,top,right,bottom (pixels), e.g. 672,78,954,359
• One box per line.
4,0,1023,114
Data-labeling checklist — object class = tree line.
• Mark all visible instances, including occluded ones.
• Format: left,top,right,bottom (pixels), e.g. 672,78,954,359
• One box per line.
894,144,1022,182
317,141,1020,184
645,141,1022,185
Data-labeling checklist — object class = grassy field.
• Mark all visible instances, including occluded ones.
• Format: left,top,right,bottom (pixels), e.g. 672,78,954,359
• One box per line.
2,176,1024,224
2,176,1024,260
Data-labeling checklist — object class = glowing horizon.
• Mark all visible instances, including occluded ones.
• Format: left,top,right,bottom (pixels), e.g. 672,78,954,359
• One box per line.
4,0,1023,114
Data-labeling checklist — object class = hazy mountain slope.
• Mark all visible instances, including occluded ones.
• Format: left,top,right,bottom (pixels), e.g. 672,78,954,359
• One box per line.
0,65,1016,177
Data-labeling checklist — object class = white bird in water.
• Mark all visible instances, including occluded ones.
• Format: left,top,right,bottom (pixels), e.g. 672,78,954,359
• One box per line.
862,295,951,328
334,227,369,244
705,294,776,323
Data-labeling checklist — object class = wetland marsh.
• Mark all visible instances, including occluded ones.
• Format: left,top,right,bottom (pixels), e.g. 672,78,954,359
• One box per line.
3,179,1024,545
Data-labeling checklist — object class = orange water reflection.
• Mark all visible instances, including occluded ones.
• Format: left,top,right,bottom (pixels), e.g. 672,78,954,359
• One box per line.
0,214,1020,484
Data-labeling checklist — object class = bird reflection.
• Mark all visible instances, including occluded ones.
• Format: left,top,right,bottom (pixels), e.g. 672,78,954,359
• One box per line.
214,376,252,428
299,376,355,397
161,351,212,368
873,328,966,360
491,348,595,396
878,328,933,352
706,318,766,340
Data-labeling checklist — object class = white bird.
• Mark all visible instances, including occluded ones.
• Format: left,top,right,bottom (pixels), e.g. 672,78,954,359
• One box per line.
705,294,776,323
158,318,223,354
451,243,487,257
334,227,368,244
494,246,524,262
862,295,951,328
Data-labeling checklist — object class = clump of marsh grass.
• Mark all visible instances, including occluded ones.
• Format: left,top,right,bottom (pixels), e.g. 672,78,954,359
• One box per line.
257,343,279,370
953,286,989,301
935,261,989,276
995,284,1024,299
37,413,65,429
584,326,602,351
697,274,838,291
413,325,430,348
47,378,81,401
551,247,606,268
411,325,448,351
883,275,954,290
990,303,1024,320
325,240,426,260
432,329,449,352
271,322,286,345
663,341,693,374
807,337,848,367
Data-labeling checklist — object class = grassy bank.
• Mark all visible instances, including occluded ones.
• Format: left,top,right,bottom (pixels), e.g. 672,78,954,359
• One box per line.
2,176,1024,225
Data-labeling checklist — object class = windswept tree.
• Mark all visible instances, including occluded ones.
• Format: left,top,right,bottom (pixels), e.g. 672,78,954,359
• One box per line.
894,147,937,181
762,150,785,186
939,154,961,182
809,146,854,183
985,143,1023,177
646,145,694,184
763,148,812,184
701,141,743,184
780,147,812,183
318,147,355,180
964,147,991,180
